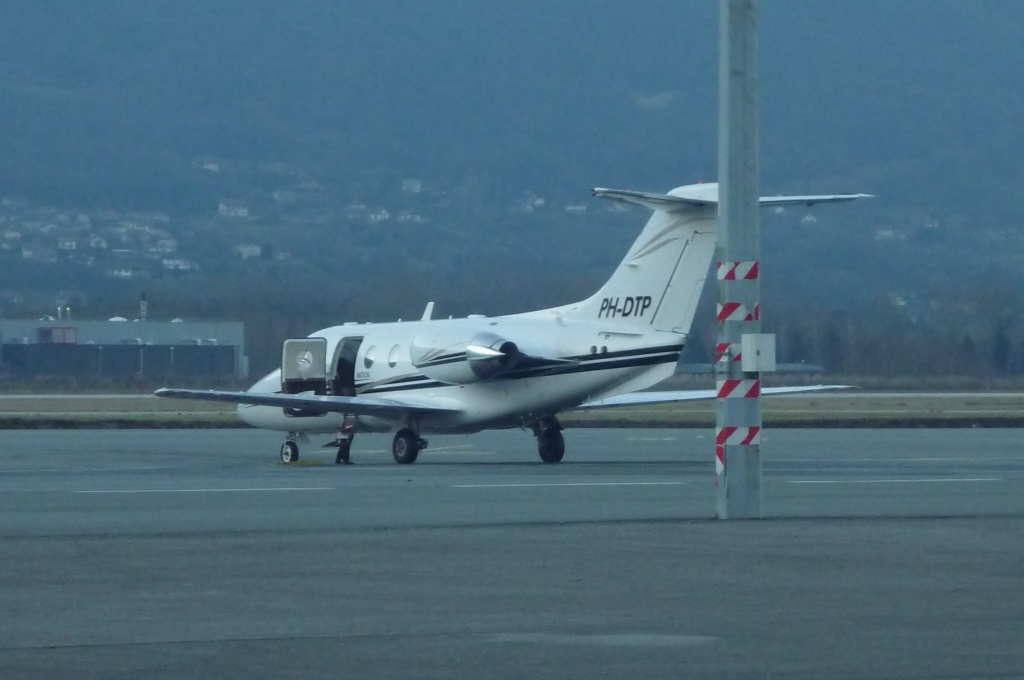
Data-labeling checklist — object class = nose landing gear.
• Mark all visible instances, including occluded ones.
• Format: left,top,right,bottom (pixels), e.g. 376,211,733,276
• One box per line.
280,437,300,463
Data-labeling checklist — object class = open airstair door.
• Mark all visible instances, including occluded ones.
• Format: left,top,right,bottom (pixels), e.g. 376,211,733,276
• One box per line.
331,336,363,397
281,338,328,395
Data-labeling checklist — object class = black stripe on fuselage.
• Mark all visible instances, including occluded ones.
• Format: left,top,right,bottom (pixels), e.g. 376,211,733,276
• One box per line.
503,350,679,381
360,379,448,394
565,343,683,361
359,344,682,395
414,354,465,368
411,343,684,373
355,374,438,392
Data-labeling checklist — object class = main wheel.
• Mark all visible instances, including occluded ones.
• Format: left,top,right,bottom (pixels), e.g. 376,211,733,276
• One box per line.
538,428,565,463
280,440,299,463
392,429,421,464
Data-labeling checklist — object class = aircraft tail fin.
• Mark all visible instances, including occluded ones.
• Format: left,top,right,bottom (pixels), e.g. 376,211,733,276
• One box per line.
556,183,718,334
554,182,869,335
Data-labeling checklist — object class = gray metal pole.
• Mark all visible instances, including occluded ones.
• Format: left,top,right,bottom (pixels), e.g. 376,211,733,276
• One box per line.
715,0,762,519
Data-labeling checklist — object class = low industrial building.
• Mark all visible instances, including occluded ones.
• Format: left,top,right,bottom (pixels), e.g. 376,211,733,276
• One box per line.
0,319,247,380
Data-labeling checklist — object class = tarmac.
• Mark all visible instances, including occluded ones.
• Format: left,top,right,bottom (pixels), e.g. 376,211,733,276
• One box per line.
1,428,1022,679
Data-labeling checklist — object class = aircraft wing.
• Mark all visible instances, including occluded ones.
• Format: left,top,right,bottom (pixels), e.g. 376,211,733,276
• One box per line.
154,388,463,417
576,384,850,410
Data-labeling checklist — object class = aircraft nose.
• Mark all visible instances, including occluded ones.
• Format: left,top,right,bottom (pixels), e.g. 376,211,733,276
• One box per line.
237,403,258,427
236,371,281,429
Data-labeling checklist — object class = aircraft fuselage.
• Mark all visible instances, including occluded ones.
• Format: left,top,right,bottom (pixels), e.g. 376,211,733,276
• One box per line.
238,313,682,434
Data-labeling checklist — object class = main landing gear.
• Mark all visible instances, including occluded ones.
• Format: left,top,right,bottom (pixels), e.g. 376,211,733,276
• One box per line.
392,428,428,464
279,428,427,464
533,417,565,463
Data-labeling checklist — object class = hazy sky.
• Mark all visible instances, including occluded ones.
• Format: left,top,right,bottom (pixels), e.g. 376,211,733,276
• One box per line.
1,1,1021,208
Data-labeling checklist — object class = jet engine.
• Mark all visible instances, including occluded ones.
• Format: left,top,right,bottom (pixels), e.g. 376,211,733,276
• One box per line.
411,330,523,385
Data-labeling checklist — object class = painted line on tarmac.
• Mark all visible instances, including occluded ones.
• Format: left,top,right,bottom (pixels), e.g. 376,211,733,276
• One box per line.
422,450,496,456
1,466,174,473
624,437,678,442
73,487,335,494
787,478,1000,485
353,446,495,456
489,632,718,647
453,481,686,488
775,457,1013,463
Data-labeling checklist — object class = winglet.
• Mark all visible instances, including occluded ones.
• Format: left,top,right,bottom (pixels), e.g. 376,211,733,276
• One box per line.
421,301,435,321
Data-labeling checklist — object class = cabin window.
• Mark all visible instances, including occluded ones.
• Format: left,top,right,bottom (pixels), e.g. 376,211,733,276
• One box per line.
388,344,401,368
364,346,377,369
600,346,608,354
590,345,597,354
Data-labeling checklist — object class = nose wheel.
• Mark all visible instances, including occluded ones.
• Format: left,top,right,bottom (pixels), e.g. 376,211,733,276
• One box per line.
280,439,299,463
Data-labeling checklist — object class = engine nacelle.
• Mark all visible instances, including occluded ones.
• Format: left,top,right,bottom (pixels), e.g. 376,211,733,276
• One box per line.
411,330,522,385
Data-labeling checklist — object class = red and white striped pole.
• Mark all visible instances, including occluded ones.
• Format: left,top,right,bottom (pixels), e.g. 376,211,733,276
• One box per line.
715,0,763,518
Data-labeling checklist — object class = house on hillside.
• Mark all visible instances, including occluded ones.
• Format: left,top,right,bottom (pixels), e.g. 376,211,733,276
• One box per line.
401,178,423,194
162,258,196,272
218,200,249,218
147,238,178,254
233,244,262,259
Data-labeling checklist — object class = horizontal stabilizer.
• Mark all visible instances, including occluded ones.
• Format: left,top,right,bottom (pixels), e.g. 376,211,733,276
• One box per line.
592,187,717,210
593,183,871,212
576,384,850,410
759,194,873,206
154,388,463,417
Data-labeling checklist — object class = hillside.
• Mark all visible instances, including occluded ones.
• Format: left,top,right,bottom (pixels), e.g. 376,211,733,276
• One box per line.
1,1,1022,373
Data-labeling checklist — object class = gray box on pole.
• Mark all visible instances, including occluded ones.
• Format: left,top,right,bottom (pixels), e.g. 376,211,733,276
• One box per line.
741,333,776,372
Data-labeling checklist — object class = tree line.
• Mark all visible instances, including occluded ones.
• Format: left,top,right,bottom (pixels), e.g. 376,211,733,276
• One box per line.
6,270,1023,386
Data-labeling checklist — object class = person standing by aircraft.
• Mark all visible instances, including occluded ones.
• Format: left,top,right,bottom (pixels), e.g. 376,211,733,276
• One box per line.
334,423,354,464
333,351,357,464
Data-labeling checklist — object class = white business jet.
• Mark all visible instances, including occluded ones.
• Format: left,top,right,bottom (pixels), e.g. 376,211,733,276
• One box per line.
156,182,867,464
